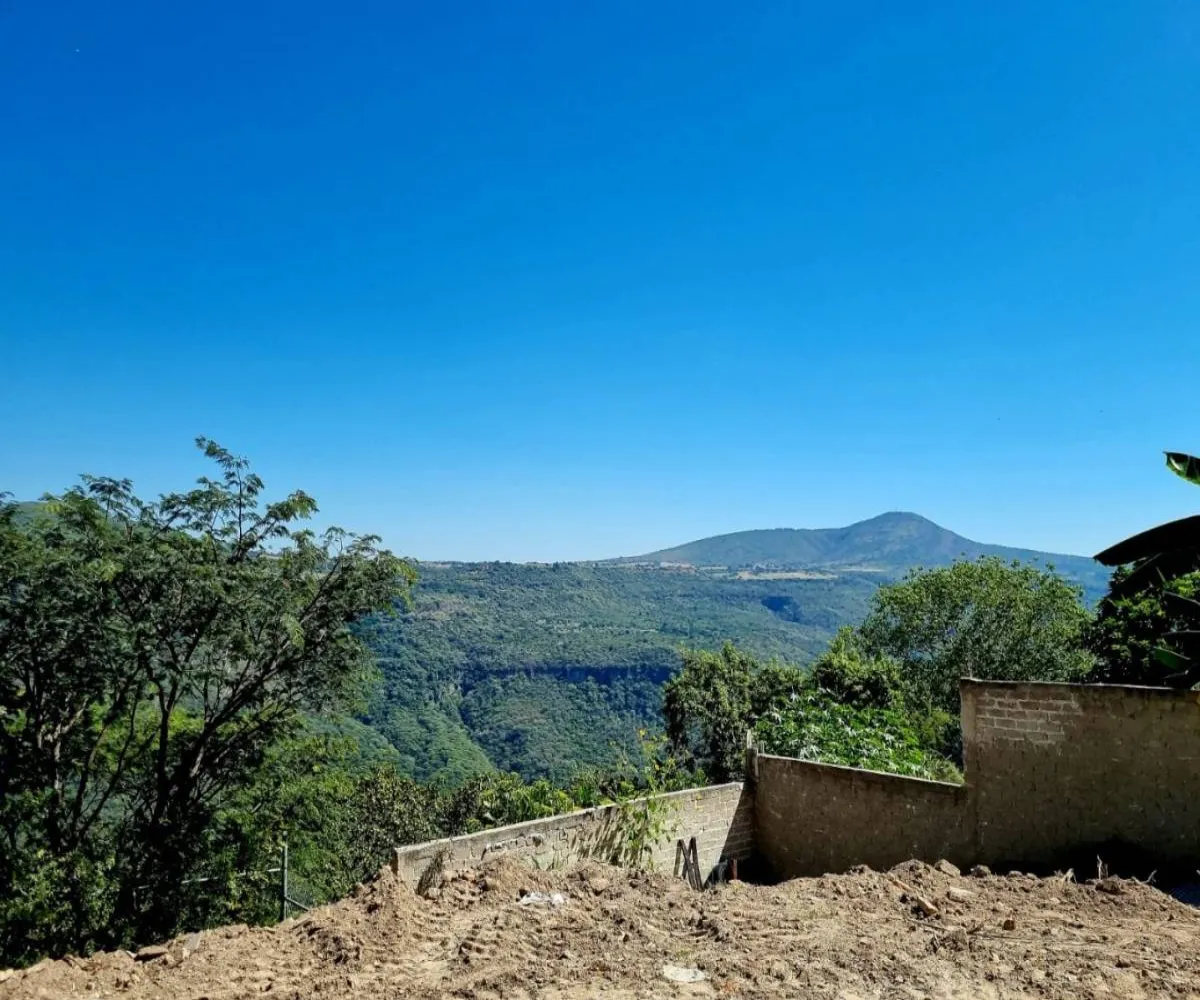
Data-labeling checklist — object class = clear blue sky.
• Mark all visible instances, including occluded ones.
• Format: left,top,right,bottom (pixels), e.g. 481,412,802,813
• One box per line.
2,2,1198,561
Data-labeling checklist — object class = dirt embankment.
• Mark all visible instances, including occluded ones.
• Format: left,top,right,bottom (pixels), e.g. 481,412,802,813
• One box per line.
4,857,1200,999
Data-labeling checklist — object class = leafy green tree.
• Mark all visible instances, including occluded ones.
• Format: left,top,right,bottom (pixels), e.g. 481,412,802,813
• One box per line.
0,441,413,960
1091,451,1200,687
662,642,804,782
858,557,1094,715
807,626,902,709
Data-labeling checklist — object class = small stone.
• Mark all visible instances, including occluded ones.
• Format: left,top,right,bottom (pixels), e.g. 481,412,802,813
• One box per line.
940,925,969,950
970,865,992,878
1002,917,1017,931
423,887,441,900
946,888,974,904
662,966,708,984
1095,877,1125,895
934,860,961,877
135,945,169,962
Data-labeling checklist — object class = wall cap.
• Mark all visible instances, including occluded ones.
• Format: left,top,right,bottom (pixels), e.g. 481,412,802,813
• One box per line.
755,754,964,794
392,781,745,858
960,678,1192,699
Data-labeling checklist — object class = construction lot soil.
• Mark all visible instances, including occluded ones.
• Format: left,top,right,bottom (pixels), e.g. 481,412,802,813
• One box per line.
5,857,1200,999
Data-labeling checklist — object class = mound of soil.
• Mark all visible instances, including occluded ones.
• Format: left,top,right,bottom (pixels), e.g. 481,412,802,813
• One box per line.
4,857,1199,999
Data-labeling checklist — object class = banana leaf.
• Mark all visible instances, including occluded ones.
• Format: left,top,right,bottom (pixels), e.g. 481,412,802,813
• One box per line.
1102,549,1200,599
1166,452,1200,487
1151,646,1200,689
1093,515,1200,567
1164,591,1200,617
1153,647,1192,671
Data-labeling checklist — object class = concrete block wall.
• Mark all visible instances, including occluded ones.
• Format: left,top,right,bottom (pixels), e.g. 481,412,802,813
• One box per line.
753,754,968,879
391,681,1200,887
963,683,1086,747
962,680,1200,870
392,782,752,886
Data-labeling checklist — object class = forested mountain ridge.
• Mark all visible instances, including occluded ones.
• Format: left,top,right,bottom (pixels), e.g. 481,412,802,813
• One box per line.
615,512,1109,589
360,514,1107,784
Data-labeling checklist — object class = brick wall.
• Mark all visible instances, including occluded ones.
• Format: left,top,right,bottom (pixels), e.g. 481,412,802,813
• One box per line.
753,754,969,879
962,680,1200,870
391,782,753,886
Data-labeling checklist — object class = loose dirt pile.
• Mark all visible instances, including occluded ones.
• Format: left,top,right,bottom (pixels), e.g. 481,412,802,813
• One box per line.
5,857,1200,999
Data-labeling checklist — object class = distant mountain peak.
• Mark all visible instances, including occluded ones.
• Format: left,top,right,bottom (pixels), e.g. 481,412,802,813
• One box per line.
859,510,934,525
613,513,1106,595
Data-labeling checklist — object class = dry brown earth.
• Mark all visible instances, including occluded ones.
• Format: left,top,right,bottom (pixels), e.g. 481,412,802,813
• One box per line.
4,857,1199,999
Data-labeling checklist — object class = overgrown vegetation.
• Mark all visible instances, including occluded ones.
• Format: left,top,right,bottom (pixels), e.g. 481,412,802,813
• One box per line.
1090,451,1200,687
664,557,1099,782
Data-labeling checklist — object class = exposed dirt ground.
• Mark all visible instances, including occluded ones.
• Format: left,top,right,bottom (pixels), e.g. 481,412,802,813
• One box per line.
5,857,1200,999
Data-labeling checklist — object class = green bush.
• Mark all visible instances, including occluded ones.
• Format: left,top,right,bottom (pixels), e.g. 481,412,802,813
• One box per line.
754,691,960,782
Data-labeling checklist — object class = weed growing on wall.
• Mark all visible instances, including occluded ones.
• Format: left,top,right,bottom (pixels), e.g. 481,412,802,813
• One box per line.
604,732,688,871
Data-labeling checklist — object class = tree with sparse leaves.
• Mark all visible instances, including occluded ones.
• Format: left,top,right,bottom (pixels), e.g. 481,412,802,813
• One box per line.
0,440,413,962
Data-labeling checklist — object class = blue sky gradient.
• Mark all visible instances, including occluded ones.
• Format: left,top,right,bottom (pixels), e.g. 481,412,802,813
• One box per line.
2,1,1198,560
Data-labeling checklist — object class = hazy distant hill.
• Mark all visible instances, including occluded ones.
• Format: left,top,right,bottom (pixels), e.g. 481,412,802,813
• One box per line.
616,512,1109,594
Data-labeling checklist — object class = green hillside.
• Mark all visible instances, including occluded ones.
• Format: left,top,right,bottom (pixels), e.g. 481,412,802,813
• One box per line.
359,514,1107,784
358,561,881,783
618,512,1109,592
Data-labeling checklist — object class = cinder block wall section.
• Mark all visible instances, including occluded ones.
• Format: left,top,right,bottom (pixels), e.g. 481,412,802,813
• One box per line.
392,681,1200,887
962,680,1200,870
392,782,753,886
753,754,969,879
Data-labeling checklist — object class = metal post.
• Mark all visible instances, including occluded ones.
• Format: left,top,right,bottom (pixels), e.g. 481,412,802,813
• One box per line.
279,841,289,922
